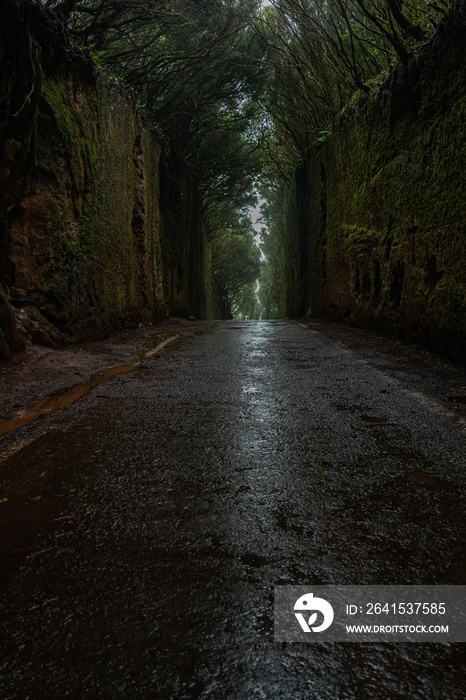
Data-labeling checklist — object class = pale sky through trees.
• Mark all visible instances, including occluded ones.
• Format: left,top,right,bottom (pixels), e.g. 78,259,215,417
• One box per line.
249,197,265,248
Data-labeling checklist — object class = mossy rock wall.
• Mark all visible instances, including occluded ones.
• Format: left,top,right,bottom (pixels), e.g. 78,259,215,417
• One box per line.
285,5,466,360
0,3,218,354
3,65,165,340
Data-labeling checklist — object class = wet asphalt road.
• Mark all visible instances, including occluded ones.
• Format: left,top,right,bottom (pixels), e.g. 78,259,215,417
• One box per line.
0,319,465,699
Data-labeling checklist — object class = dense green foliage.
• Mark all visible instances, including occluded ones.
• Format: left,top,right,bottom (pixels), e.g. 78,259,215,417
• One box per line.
255,0,452,171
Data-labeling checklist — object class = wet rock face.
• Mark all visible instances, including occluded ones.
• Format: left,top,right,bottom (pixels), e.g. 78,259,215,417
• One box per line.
281,7,466,362
14,305,66,349
3,69,165,344
0,5,220,357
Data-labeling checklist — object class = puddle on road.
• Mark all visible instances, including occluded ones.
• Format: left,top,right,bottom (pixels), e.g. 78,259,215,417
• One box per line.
405,470,440,490
336,405,388,423
447,395,466,405
0,494,55,549
337,404,370,412
0,335,179,438
360,415,388,424
0,363,140,437
240,552,270,568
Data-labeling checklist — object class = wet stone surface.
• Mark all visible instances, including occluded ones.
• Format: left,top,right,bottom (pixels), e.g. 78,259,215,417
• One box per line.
0,319,465,698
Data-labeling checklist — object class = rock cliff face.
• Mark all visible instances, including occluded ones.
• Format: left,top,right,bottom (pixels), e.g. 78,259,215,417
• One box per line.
8,70,165,340
0,2,218,358
281,4,466,361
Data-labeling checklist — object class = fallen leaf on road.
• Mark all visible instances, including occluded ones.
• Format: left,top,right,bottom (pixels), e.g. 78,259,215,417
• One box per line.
0,498,8,503
54,515,75,521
